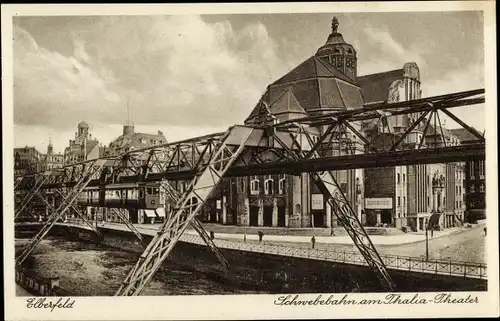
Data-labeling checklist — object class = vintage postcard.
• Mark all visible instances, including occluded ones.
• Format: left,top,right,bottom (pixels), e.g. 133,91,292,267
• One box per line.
2,2,498,320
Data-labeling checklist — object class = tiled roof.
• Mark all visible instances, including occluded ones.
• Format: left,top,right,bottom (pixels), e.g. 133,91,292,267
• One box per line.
272,56,357,86
357,69,405,103
110,132,167,150
245,56,364,123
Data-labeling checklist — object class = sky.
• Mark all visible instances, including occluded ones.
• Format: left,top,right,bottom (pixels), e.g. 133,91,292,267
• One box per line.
12,11,485,154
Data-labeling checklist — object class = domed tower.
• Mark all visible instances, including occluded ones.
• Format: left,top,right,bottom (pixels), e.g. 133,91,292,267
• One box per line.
315,17,357,81
47,137,53,155
77,121,89,137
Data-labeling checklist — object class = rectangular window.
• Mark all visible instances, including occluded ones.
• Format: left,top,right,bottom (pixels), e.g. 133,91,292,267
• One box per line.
470,184,475,193
479,160,485,178
397,173,401,184
397,196,401,207
459,186,462,194
403,196,406,206
479,184,485,193
470,162,475,179
402,174,405,183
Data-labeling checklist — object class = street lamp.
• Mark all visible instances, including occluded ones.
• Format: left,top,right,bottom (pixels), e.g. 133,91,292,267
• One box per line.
425,223,429,261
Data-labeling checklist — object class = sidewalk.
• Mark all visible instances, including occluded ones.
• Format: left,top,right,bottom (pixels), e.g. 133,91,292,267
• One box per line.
180,226,467,245
59,220,473,246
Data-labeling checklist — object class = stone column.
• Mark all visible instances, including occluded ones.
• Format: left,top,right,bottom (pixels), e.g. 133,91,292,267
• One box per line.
326,202,332,228
272,198,278,227
285,205,289,227
243,198,250,226
258,199,263,227
222,196,227,225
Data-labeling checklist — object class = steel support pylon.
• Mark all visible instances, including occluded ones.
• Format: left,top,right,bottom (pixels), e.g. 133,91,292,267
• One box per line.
110,208,144,243
273,126,396,291
14,173,50,219
16,160,106,265
115,126,255,296
159,180,229,270
37,189,102,238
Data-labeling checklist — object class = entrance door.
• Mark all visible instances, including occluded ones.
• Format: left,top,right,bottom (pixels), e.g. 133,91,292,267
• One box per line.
249,206,259,226
263,206,273,227
277,206,286,227
381,210,392,225
129,209,139,224
313,211,325,227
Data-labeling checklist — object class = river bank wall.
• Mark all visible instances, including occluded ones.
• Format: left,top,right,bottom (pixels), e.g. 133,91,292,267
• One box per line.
15,224,487,295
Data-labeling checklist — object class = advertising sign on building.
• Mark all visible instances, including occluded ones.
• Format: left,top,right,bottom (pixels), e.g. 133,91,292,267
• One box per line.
365,198,393,209
311,194,324,210
216,200,222,210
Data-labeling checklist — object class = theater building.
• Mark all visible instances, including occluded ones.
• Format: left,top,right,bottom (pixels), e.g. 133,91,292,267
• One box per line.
214,18,366,228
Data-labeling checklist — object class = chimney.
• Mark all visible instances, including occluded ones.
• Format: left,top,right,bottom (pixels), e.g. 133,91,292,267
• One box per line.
123,125,135,136
158,130,163,136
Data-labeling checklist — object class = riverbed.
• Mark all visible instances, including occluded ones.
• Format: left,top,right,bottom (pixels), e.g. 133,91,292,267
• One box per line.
15,238,263,296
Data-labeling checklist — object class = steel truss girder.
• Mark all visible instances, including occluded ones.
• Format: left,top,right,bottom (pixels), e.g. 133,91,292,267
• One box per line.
159,180,229,270
272,125,396,291
16,160,106,265
115,126,256,296
13,89,484,192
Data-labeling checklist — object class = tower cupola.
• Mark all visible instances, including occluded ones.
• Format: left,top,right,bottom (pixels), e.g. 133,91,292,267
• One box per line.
315,17,357,80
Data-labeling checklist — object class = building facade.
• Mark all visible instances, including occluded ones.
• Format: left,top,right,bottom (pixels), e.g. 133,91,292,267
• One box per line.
198,17,469,231
64,121,104,165
14,146,43,176
39,140,64,171
450,128,485,222
106,125,167,155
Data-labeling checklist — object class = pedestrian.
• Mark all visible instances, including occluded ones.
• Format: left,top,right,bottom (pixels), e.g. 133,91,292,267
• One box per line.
330,227,335,236
484,227,487,236
311,236,316,249
210,231,215,240
258,231,264,242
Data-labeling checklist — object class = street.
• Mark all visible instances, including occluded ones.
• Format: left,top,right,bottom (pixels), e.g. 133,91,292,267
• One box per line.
223,224,486,264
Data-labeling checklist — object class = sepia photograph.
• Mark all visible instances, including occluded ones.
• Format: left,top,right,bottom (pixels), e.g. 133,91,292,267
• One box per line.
2,2,498,320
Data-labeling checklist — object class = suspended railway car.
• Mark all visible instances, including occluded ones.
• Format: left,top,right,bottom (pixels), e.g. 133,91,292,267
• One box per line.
76,182,163,209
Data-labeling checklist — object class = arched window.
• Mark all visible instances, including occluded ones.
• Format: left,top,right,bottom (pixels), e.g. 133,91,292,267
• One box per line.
239,178,246,193
278,174,286,194
264,175,274,195
250,176,260,195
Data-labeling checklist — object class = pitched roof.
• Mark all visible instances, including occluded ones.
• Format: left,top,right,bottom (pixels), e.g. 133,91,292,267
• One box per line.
110,132,167,151
357,69,405,103
85,139,99,156
268,90,307,115
245,56,364,123
450,128,483,142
